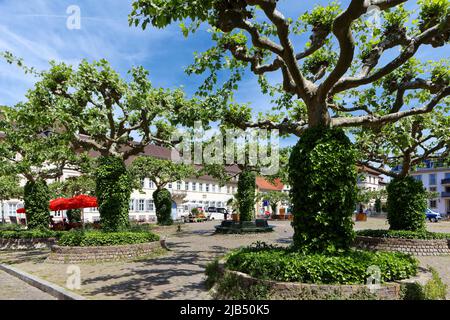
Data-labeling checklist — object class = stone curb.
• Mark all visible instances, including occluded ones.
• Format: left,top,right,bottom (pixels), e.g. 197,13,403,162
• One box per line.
0,263,85,300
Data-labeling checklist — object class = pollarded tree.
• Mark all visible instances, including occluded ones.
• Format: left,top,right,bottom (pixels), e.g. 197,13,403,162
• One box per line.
355,107,449,231
12,60,201,232
129,156,197,225
0,104,76,229
130,0,450,252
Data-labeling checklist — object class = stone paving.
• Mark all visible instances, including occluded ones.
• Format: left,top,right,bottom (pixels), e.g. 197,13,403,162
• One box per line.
0,269,55,300
0,218,449,300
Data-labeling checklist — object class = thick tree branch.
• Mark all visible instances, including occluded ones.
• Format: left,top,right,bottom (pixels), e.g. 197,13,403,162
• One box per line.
332,87,450,128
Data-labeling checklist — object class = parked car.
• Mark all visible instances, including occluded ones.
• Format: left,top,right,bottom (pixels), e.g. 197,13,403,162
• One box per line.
425,208,442,222
206,207,229,220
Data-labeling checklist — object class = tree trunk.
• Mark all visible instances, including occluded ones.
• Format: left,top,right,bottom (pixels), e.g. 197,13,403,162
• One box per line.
24,179,51,230
289,127,358,253
95,156,131,232
1,200,4,224
236,168,256,222
307,101,331,128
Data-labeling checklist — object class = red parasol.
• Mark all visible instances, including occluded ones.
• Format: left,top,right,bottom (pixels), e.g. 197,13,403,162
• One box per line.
49,198,73,211
69,195,97,209
16,208,26,214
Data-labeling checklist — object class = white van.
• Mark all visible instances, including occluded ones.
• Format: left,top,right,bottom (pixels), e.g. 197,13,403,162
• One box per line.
206,207,229,221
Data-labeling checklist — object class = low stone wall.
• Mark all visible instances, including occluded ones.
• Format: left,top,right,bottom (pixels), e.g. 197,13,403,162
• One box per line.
354,236,450,256
215,260,411,300
0,238,56,250
46,241,164,264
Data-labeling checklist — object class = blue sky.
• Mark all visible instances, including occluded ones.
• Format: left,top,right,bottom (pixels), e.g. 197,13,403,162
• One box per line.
0,0,446,148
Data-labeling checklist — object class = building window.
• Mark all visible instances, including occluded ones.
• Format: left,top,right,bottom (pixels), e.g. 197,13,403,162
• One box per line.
413,175,422,182
140,178,146,189
445,172,450,179
185,182,189,191
177,181,182,190
138,199,145,212
168,183,172,189
430,200,437,209
8,203,18,217
429,174,437,185
206,184,210,192
149,181,155,189
199,183,203,192
129,200,135,211
192,183,196,191
430,186,437,192
212,184,216,193
145,200,154,212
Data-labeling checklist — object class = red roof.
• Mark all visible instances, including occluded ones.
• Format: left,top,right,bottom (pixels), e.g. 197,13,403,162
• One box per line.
256,177,284,191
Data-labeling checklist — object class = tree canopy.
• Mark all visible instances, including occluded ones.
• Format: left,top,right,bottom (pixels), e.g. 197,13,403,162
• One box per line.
130,0,450,133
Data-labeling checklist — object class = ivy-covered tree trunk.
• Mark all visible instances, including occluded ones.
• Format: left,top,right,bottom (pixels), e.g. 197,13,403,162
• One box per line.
153,188,173,226
289,127,358,253
24,179,50,229
387,176,427,231
95,156,131,232
236,169,256,222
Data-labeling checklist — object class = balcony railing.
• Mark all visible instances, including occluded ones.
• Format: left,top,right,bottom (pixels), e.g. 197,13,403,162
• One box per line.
441,178,450,185
441,192,450,198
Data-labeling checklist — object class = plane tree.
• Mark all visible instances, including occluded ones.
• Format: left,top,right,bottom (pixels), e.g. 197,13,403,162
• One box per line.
4,59,206,232
130,0,450,251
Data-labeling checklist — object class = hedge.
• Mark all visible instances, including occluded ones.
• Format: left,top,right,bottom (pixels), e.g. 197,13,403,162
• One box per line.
153,188,173,226
0,229,64,239
225,243,418,284
356,229,450,240
58,231,160,247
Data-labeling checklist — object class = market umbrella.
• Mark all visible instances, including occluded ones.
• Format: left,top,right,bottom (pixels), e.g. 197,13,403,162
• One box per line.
49,198,73,211
68,195,97,209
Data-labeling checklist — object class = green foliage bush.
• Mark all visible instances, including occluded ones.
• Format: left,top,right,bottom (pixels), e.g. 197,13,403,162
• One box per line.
95,156,132,232
236,169,256,222
225,243,418,284
24,179,51,230
401,268,447,300
288,127,358,253
0,229,63,239
356,229,450,240
58,230,159,247
0,224,25,231
387,176,427,231
66,209,82,223
153,188,173,226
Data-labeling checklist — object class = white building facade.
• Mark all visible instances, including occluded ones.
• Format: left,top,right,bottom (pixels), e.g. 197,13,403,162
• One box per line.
411,165,450,216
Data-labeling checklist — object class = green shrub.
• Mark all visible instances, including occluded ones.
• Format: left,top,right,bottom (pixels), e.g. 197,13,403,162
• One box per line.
423,268,448,300
289,127,358,253
127,222,155,233
387,176,427,231
402,268,447,300
214,273,270,300
205,259,221,289
95,156,132,232
66,209,82,223
24,179,51,230
236,168,256,222
0,224,25,231
0,229,63,239
225,243,418,284
356,229,450,240
153,188,173,226
58,230,159,247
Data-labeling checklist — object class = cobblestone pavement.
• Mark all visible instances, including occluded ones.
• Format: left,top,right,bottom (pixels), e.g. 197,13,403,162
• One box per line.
0,221,293,300
0,218,449,300
0,270,55,300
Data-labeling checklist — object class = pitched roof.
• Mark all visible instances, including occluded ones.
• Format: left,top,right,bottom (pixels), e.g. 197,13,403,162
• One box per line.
256,177,284,191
